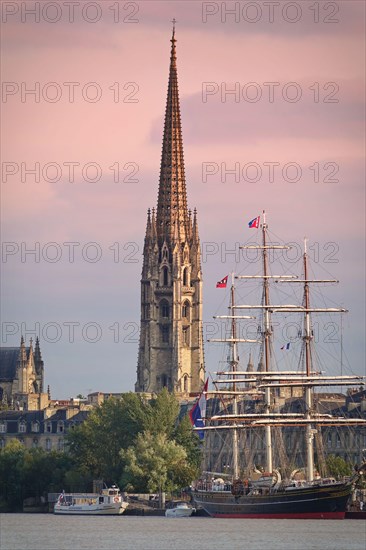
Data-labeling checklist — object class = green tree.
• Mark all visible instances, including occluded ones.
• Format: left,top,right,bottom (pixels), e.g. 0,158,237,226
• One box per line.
66,393,149,482
120,431,195,497
144,388,180,438
0,442,73,511
0,440,26,510
326,455,353,478
174,414,202,472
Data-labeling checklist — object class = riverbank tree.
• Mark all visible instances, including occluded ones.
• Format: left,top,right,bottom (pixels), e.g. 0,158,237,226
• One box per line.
66,390,201,490
0,440,73,511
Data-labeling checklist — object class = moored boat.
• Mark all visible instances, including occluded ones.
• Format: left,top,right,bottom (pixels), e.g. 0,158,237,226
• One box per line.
165,501,195,518
54,485,128,515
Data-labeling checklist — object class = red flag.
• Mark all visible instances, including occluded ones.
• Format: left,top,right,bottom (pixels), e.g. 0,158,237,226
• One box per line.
248,216,260,229
216,275,228,288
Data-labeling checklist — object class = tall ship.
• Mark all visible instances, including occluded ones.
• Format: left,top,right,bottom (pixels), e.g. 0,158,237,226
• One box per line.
192,212,366,519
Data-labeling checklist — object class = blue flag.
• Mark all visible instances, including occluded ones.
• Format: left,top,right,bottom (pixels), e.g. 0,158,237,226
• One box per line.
189,379,208,440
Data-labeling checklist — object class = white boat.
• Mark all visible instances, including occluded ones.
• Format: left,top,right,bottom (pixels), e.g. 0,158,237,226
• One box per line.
165,502,195,518
54,485,129,515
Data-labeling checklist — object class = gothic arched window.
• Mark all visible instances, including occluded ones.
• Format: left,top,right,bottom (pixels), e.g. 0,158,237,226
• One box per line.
183,375,188,393
182,300,190,319
182,326,190,346
163,266,169,286
160,300,169,319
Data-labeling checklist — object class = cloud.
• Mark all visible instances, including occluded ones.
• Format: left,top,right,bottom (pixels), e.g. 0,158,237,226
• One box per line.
1,2,364,397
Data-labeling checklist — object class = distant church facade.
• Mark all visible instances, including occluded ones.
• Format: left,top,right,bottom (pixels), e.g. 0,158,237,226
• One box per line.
135,27,205,395
0,337,49,410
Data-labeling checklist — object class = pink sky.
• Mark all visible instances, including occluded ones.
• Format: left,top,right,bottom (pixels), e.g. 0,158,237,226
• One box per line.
1,1,365,398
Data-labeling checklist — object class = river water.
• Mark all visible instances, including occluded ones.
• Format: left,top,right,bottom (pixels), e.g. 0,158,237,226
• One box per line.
0,515,365,550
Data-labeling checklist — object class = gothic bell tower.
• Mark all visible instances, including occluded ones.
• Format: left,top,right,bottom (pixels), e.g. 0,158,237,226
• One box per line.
135,25,205,395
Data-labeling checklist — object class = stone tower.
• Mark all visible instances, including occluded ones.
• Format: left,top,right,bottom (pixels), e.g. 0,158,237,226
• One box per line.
0,336,48,410
135,26,205,395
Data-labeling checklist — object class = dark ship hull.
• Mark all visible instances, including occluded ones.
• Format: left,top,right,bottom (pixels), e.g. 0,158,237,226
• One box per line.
193,482,352,519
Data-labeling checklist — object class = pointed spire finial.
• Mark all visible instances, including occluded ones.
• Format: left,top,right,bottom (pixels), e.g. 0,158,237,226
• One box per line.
34,336,42,360
171,18,177,38
19,336,27,362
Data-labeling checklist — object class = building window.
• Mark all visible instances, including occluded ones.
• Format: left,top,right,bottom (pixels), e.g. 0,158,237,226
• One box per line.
0,439,5,449
163,266,168,286
57,421,64,433
336,434,341,448
183,375,188,393
143,283,150,302
46,422,52,433
182,327,190,346
182,301,190,319
46,438,52,451
58,438,64,452
32,438,38,448
327,432,332,448
32,422,40,433
18,422,26,433
0,422,6,434
162,326,169,344
160,301,169,319
144,304,150,320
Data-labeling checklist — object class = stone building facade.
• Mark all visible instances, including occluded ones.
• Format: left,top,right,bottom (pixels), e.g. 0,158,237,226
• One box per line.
135,27,204,396
0,337,49,411
0,407,89,452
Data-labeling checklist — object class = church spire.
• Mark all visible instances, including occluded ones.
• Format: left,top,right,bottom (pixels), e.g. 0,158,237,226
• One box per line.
156,24,189,243
136,26,204,396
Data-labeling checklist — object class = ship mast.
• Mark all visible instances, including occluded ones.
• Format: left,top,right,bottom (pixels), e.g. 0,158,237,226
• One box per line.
237,211,294,473
230,273,239,479
274,239,348,480
262,212,273,473
303,238,315,481
210,277,258,479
